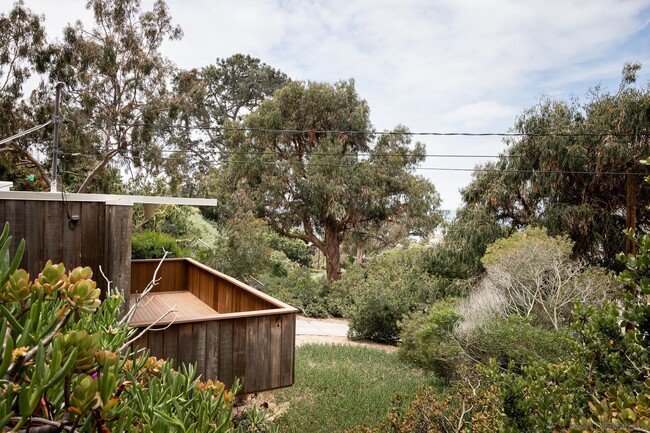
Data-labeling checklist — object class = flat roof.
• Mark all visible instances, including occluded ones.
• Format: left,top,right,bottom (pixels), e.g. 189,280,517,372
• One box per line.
0,191,217,207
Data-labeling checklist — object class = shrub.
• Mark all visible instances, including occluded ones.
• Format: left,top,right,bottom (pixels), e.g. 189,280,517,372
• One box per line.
266,232,312,267
194,213,272,280
460,227,615,331
398,298,463,380
343,246,439,343
399,300,569,381
131,230,184,258
259,267,330,317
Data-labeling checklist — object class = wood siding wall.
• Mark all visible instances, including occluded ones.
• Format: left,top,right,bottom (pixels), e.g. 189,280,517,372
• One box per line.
133,313,296,394
130,258,297,394
0,200,132,300
131,259,276,312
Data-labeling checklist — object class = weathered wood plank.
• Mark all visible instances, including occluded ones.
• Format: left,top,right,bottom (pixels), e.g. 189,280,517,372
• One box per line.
232,318,247,392
4,200,26,260
163,325,179,369
104,205,132,303
218,320,234,388
269,314,282,389
42,201,62,269
147,329,165,359
245,317,259,392
257,315,271,391
62,201,82,268
24,200,44,275
177,323,194,369
205,320,220,379
280,313,295,387
192,322,207,379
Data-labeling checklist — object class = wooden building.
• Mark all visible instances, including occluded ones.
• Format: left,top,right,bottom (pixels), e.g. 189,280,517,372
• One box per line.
0,191,297,394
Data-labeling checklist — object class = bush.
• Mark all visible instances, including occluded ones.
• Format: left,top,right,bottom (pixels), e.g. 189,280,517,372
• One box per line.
259,267,330,317
342,246,439,343
398,298,463,380
131,230,184,259
399,300,569,381
378,229,650,433
463,226,616,331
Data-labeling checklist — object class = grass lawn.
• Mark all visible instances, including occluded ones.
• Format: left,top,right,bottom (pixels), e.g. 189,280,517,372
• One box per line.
263,343,439,433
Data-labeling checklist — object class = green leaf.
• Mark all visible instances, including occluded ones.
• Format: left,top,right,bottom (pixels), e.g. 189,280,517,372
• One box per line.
44,347,77,389
0,304,23,334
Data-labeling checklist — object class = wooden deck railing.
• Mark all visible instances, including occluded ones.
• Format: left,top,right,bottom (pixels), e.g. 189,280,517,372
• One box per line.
130,258,298,394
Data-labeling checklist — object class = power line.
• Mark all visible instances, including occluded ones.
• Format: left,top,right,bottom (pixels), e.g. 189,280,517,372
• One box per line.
107,121,649,138
0,121,53,146
58,146,641,162
55,151,648,175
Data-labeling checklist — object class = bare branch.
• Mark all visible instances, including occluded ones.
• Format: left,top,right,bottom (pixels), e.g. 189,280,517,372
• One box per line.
119,250,168,325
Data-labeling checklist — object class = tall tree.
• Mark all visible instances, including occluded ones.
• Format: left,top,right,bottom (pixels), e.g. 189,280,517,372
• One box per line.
166,55,289,196
462,64,650,268
13,0,183,193
0,1,48,188
218,80,441,282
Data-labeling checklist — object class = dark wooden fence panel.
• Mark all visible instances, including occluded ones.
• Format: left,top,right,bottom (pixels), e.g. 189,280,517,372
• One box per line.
0,200,127,299
136,312,295,394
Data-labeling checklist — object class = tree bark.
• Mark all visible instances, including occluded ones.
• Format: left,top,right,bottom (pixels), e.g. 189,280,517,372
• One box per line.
324,220,342,282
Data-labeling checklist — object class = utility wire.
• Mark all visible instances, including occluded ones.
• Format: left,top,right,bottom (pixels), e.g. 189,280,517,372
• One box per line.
55,151,647,175
107,121,649,138
0,121,52,146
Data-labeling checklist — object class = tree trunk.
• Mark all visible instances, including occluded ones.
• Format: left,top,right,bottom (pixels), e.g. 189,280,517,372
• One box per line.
324,220,342,282
625,171,638,255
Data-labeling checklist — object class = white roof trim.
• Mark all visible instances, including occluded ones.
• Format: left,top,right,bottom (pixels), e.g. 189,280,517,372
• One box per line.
0,191,217,207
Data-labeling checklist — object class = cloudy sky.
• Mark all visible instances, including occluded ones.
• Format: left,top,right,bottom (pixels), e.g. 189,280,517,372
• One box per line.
21,0,650,209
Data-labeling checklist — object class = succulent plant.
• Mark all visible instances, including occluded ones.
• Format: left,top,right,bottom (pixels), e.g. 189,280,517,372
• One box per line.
1,269,30,303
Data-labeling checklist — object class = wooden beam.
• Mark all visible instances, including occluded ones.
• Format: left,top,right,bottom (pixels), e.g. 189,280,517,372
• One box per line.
0,191,217,207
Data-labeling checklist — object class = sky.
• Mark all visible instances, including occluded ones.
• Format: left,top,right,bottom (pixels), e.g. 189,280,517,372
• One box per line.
16,0,650,210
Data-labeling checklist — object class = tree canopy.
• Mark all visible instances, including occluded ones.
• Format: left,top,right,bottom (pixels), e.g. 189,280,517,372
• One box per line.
462,64,650,268
217,80,441,281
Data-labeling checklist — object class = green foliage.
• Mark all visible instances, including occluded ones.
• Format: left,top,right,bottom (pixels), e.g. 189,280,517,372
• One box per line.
268,344,438,433
218,80,440,281
259,267,330,317
131,230,184,259
168,54,290,197
462,65,650,269
266,232,312,267
398,298,463,380
342,246,439,343
370,222,650,432
398,299,569,382
427,205,507,282
461,226,615,331
194,213,272,280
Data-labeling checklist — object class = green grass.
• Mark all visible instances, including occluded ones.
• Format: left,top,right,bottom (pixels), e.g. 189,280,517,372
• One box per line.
265,344,440,433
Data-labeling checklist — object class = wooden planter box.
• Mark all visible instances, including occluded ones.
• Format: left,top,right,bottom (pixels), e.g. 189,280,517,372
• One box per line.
130,258,298,394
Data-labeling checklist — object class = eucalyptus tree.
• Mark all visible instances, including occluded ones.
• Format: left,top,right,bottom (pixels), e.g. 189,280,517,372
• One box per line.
462,64,650,268
19,0,183,193
0,1,48,188
218,80,441,282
